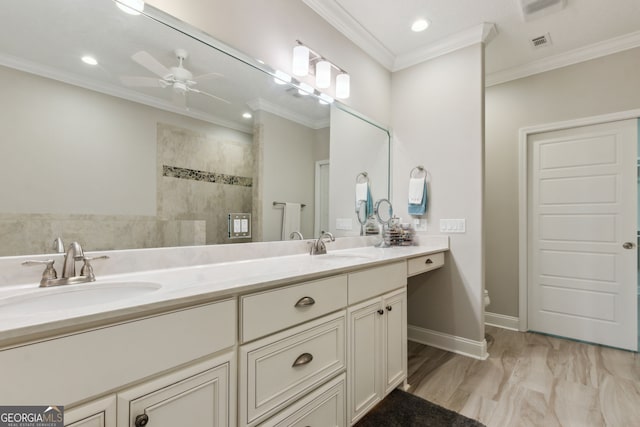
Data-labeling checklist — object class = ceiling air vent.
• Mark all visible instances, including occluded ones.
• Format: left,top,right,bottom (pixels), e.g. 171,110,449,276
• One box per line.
529,33,552,49
520,0,566,21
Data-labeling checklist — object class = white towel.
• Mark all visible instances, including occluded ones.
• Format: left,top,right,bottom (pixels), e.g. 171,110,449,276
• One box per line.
281,202,301,240
408,178,425,204
355,182,368,207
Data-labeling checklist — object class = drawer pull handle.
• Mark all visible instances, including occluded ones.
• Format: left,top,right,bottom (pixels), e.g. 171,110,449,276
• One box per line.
134,414,149,427
425,258,433,264
377,309,384,315
292,352,314,367
386,305,392,311
295,296,316,307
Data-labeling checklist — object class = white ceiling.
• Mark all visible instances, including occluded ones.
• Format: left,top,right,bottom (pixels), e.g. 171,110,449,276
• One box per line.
303,0,640,84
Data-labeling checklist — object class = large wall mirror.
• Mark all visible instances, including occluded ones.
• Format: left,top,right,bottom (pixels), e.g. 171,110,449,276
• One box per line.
0,0,390,256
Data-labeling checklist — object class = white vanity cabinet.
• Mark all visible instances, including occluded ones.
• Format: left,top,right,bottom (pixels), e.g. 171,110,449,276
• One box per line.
117,355,234,427
64,396,116,427
346,262,408,425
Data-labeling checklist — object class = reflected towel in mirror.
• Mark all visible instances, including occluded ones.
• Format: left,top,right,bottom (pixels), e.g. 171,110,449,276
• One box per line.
355,182,374,217
281,202,302,240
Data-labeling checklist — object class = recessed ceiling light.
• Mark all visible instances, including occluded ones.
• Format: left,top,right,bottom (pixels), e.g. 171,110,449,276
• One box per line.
81,56,98,66
242,112,252,119
411,19,430,32
116,0,145,15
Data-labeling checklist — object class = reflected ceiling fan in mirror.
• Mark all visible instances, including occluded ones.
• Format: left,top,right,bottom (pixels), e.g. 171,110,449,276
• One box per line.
120,49,230,105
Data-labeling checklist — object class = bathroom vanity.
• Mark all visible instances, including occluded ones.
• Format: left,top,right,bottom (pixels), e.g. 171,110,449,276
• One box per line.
0,241,447,426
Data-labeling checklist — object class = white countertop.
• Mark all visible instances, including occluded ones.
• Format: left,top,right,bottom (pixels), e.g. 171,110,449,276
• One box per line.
0,243,447,346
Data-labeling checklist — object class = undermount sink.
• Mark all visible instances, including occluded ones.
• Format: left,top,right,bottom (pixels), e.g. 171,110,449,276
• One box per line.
0,281,162,316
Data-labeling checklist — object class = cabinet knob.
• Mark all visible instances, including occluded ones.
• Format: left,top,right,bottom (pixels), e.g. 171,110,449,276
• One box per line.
134,414,149,427
377,309,384,315
386,305,392,311
294,296,316,307
623,242,635,249
425,258,433,264
292,352,314,367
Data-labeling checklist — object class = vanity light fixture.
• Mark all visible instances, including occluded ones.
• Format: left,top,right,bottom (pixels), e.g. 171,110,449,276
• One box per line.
291,40,350,99
81,55,98,66
292,45,310,76
335,73,350,99
411,18,430,32
115,0,145,15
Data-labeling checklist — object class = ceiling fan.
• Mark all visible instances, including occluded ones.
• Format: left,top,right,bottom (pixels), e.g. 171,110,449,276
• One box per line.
120,49,230,105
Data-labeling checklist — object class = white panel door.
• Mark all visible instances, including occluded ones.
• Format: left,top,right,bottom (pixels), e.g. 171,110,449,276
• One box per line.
528,119,637,350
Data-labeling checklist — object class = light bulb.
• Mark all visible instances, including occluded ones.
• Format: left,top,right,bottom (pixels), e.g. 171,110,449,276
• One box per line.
315,60,331,89
336,73,350,99
292,45,310,76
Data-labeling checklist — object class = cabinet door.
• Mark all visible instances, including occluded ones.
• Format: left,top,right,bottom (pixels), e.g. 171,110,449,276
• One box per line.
383,290,407,394
65,396,116,427
347,298,383,424
122,362,230,427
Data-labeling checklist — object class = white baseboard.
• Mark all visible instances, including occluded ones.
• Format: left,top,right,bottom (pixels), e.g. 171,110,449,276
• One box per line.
484,312,520,331
408,325,488,360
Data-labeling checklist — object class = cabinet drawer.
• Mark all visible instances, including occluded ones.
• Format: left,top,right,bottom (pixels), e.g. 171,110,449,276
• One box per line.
0,299,236,406
240,312,346,426
348,261,406,305
241,275,347,342
407,252,445,277
259,374,345,427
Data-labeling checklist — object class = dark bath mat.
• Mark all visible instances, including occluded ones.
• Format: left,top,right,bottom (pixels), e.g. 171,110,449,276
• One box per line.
354,389,486,427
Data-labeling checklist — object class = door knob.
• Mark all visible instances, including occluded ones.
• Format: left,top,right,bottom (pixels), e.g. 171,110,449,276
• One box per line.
623,242,635,249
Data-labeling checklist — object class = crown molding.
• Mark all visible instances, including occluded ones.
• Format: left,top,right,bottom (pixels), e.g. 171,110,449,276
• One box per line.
301,0,395,70
486,29,640,86
393,23,497,71
248,98,330,129
0,53,253,134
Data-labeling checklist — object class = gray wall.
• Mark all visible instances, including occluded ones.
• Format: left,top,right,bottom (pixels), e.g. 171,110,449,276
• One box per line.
391,44,485,343
485,46,640,317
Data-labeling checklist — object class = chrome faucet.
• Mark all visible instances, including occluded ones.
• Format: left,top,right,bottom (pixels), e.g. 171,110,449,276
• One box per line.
289,231,304,240
61,241,85,278
310,231,335,255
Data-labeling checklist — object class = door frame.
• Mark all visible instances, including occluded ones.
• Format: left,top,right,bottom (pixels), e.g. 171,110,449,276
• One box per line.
518,108,640,332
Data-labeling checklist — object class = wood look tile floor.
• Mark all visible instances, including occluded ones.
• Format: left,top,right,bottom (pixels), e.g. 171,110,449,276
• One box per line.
407,326,640,427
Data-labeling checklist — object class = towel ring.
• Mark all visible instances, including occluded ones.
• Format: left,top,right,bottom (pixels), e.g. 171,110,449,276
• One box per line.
409,166,426,179
356,172,369,184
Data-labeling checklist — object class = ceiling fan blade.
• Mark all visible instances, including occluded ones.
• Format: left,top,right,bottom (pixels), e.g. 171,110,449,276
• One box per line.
188,87,231,104
193,71,223,81
132,51,171,78
120,76,164,87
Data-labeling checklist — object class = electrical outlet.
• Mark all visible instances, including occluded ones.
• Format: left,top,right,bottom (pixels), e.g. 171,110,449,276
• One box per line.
413,218,427,232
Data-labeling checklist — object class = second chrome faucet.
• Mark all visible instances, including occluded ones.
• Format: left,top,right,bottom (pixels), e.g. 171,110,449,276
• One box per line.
310,231,335,255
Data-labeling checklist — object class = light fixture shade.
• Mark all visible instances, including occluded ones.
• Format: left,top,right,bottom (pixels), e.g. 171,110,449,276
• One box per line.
316,60,331,88
336,73,350,99
292,45,309,76
116,0,145,15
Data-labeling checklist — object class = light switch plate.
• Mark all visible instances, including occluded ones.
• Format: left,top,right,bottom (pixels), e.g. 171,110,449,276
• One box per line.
336,218,353,230
228,213,251,238
439,219,466,233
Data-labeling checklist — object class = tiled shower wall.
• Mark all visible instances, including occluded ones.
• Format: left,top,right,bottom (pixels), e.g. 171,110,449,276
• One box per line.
2,123,253,256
